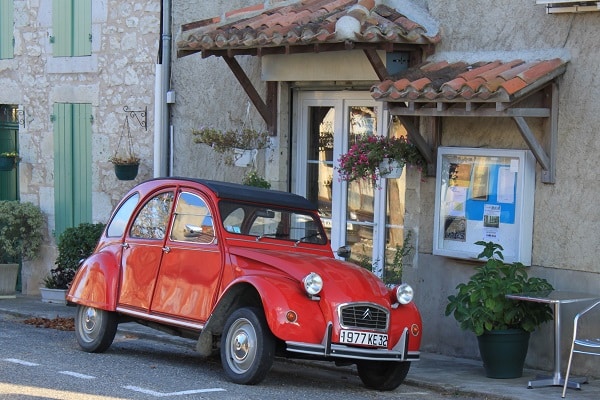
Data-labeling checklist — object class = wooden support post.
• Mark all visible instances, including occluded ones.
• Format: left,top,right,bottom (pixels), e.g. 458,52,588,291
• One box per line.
222,55,277,135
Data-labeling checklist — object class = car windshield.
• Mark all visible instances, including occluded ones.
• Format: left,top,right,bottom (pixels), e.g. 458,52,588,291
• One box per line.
219,200,328,245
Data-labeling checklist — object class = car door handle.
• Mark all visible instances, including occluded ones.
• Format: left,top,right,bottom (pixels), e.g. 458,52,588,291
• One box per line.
121,243,130,249
163,246,171,253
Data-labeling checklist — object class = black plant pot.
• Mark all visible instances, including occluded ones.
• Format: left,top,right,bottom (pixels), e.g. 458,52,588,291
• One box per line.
477,329,530,379
0,156,15,171
113,163,139,180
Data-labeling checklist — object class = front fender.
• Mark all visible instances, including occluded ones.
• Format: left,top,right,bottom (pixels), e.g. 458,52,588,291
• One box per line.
66,251,120,311
225,275,327,344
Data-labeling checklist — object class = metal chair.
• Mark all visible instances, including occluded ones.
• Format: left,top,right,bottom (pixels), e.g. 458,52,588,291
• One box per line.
562,300,600,398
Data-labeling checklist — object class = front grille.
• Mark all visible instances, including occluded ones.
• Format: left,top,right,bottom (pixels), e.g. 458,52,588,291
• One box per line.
338,303,389,331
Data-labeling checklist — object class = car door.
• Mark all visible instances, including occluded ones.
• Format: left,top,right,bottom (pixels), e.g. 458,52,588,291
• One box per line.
150,190,223,322
118,190,175,311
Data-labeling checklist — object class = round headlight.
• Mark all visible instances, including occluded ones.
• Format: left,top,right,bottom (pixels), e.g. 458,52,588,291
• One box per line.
303,272,323,296
395,283,414,305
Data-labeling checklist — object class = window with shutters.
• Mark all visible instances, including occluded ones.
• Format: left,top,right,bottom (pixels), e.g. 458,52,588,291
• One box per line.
52,0,92,57
53,103,92,236
0,0,14,59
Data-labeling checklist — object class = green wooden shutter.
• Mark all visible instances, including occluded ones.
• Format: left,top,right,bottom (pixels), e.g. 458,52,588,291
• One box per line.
52,0,91,57
53,103,92,236
0,0,14,59
73,0,91,56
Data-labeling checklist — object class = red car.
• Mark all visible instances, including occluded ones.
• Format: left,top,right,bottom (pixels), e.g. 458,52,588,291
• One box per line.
67,178,422,390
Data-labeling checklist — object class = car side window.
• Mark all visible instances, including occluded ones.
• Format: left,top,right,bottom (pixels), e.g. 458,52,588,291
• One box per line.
106,193,140,237
223,207,245,234
129,191,174,240
170,192,215,244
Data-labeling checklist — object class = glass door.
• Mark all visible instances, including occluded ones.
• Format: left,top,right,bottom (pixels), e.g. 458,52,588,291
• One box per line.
294,91,408,282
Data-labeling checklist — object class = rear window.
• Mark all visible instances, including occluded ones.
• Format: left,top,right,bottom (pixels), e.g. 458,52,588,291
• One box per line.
106,193,140,237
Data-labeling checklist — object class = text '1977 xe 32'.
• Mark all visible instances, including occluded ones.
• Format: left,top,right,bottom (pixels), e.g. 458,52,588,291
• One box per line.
67,178,422,390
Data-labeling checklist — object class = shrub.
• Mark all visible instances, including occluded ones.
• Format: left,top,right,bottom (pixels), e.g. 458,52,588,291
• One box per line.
45,223,105,289
0,201,44,264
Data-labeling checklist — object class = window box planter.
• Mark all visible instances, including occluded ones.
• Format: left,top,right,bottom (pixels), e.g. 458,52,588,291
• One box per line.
40,287,68,305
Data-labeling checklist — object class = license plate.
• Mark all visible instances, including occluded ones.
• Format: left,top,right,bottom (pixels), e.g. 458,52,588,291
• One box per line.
339,329,388,348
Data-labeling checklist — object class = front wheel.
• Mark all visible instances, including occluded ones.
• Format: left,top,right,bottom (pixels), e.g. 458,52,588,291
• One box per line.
75,305,118,353
357,361,411,391
220,307,275,385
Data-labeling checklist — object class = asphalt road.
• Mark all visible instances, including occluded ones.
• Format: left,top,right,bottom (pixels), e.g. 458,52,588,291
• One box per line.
0,313,485,399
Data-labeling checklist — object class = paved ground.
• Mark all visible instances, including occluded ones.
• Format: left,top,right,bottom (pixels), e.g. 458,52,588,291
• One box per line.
1,294,599,400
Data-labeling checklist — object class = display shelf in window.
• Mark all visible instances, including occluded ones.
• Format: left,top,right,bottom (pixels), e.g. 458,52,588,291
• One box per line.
433,147,535,264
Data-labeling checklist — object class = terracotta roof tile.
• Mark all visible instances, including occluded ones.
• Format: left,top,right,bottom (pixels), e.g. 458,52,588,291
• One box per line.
371,58,568,103
178,0,440,57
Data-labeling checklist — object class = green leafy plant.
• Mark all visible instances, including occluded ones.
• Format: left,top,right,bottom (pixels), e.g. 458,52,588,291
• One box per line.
242,170,271,189
337,135,424,185
0,201,45,264
0,151,21,159
45,223,105,289
193,126,269,166
352,233,413,285
445,241,554,336
108,155,140,165
384,231,414,285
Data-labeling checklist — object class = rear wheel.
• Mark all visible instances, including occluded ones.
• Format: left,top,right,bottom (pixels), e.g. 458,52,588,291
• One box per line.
220,307,275,385
75,305,118,353
357,361,411,391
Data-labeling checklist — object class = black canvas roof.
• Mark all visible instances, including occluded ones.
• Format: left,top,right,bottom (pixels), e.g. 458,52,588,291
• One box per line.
172,177,318,211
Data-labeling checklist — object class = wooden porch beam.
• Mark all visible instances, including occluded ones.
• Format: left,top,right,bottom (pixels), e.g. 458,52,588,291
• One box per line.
222,55,277,135
397,115,434,166
513,116,551,173
363,48,389,81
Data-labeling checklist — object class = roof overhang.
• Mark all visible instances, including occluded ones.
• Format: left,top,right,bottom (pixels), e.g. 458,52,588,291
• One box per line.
176,0,440,135
370,54,569,183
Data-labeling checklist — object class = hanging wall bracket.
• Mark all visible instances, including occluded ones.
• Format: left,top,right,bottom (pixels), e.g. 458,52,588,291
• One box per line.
123,106,147,131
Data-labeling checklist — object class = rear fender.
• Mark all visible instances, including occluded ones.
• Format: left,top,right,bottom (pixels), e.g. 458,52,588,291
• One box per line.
66,251,120,311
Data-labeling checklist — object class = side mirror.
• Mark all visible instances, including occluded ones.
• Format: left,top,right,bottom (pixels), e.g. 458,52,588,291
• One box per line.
184,224,204,238
336,245,351,259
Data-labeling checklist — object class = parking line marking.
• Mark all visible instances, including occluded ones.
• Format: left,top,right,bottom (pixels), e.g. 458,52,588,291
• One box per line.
59,371,96,379
3,358,40,366
123,385,226,397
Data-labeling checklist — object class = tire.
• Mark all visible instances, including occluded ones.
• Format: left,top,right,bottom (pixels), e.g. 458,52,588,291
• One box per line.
357,361,411,391
75,305,118,353
220,307,275,385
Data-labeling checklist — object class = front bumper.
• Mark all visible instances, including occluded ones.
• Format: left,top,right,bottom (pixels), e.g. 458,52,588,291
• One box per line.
286,324,420,362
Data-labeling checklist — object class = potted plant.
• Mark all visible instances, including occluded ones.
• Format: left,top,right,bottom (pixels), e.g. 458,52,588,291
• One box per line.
109,154,140,180
41,222,105,304
110,116,140,180
445,241,554,378
193,126,269,166
0,201,45,297
242,169,271,189
336,135,424,187
0,151,21,171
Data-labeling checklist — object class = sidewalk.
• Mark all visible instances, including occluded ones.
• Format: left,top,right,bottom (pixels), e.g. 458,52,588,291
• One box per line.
2,294,600,400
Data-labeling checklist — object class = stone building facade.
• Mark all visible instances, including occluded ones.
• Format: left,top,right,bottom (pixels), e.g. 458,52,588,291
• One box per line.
170,0,600,377
2,0,599,380
0,1,159,293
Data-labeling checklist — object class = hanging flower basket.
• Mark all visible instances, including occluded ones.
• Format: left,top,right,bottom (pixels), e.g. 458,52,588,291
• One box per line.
336,135,424,187
109,116,140,180
113,163,139,180
379,158,404,179
0,152,20,171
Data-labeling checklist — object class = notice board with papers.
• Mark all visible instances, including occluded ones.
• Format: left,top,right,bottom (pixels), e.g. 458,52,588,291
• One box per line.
433,147,536,264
